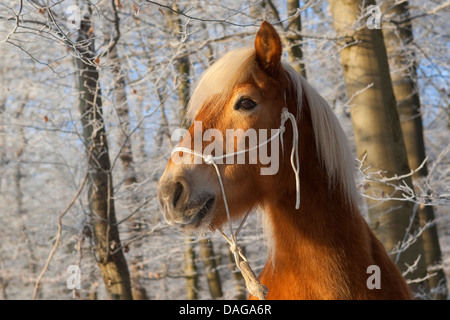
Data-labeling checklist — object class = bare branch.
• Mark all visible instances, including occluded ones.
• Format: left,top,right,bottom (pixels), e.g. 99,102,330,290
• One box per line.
32,171,89,300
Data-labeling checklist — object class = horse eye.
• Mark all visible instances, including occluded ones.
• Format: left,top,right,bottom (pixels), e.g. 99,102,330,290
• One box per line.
235,98,257,111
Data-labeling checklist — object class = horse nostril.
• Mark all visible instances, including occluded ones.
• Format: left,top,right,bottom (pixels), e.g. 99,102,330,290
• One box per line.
173,181,184,208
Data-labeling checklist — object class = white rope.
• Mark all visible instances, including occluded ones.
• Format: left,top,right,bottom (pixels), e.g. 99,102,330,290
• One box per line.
280,109,301,209
170,107,300,299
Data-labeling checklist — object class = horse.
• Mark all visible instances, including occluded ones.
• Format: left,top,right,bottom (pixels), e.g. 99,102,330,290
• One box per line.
157,21,412,300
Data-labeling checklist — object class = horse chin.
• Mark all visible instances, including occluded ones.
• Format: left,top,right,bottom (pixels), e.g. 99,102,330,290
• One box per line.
178,197,216,232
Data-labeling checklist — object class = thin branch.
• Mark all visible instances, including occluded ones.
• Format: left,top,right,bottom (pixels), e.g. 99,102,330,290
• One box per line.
144,0,319,28
379,157,428,182
144,0,258,27
97,0,121,61
32,170,89,300
0,0,23,44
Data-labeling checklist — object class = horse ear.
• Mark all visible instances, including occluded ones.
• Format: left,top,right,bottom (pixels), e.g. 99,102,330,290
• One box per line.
254,21,282,76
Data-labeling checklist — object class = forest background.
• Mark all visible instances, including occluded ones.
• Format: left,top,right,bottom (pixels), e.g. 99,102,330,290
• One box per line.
0,0,448,300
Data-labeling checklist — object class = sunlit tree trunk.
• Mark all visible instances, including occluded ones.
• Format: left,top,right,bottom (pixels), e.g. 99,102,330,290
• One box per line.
328,0,428,294
75,8,132,300
381,0,448,299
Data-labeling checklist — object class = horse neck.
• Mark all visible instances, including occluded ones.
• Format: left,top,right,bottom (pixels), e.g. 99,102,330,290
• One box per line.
264,100,362,271
255,83,412,299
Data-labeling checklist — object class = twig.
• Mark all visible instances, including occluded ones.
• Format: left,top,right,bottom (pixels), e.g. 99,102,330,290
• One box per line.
32,171,89,300
145,0,258,27
144,0,318,28
0,0,23,44
379,157,428,182
97,0,121,61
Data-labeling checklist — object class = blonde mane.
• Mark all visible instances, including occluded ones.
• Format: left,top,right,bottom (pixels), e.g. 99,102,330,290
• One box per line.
283,63,359,206
187,47,359,206
187,47,256,120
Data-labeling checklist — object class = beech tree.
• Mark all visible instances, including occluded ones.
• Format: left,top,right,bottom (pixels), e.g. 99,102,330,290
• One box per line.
328,0,428,292
75,6,132,300
379,0,448,299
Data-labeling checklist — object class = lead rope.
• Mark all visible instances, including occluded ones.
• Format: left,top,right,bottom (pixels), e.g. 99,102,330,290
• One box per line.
282,109,301,209
171,108,300,300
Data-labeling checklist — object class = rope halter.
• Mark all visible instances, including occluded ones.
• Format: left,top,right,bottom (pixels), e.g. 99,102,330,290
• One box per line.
171,107,300,300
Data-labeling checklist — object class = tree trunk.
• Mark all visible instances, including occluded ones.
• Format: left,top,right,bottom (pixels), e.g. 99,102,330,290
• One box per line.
184,235,198,300
166,5,201,299
285,0,306,77
110,42,148,301
380,0,448,299
228,249,247,300
199,239,223,299
0,249,8,299
166,4,191,126
328,0,428,294
0,95,6,192
176,56,191,126
75,9,132,300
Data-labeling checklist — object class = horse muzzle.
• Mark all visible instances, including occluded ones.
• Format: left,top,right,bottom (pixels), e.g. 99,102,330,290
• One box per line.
157,174,216,230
